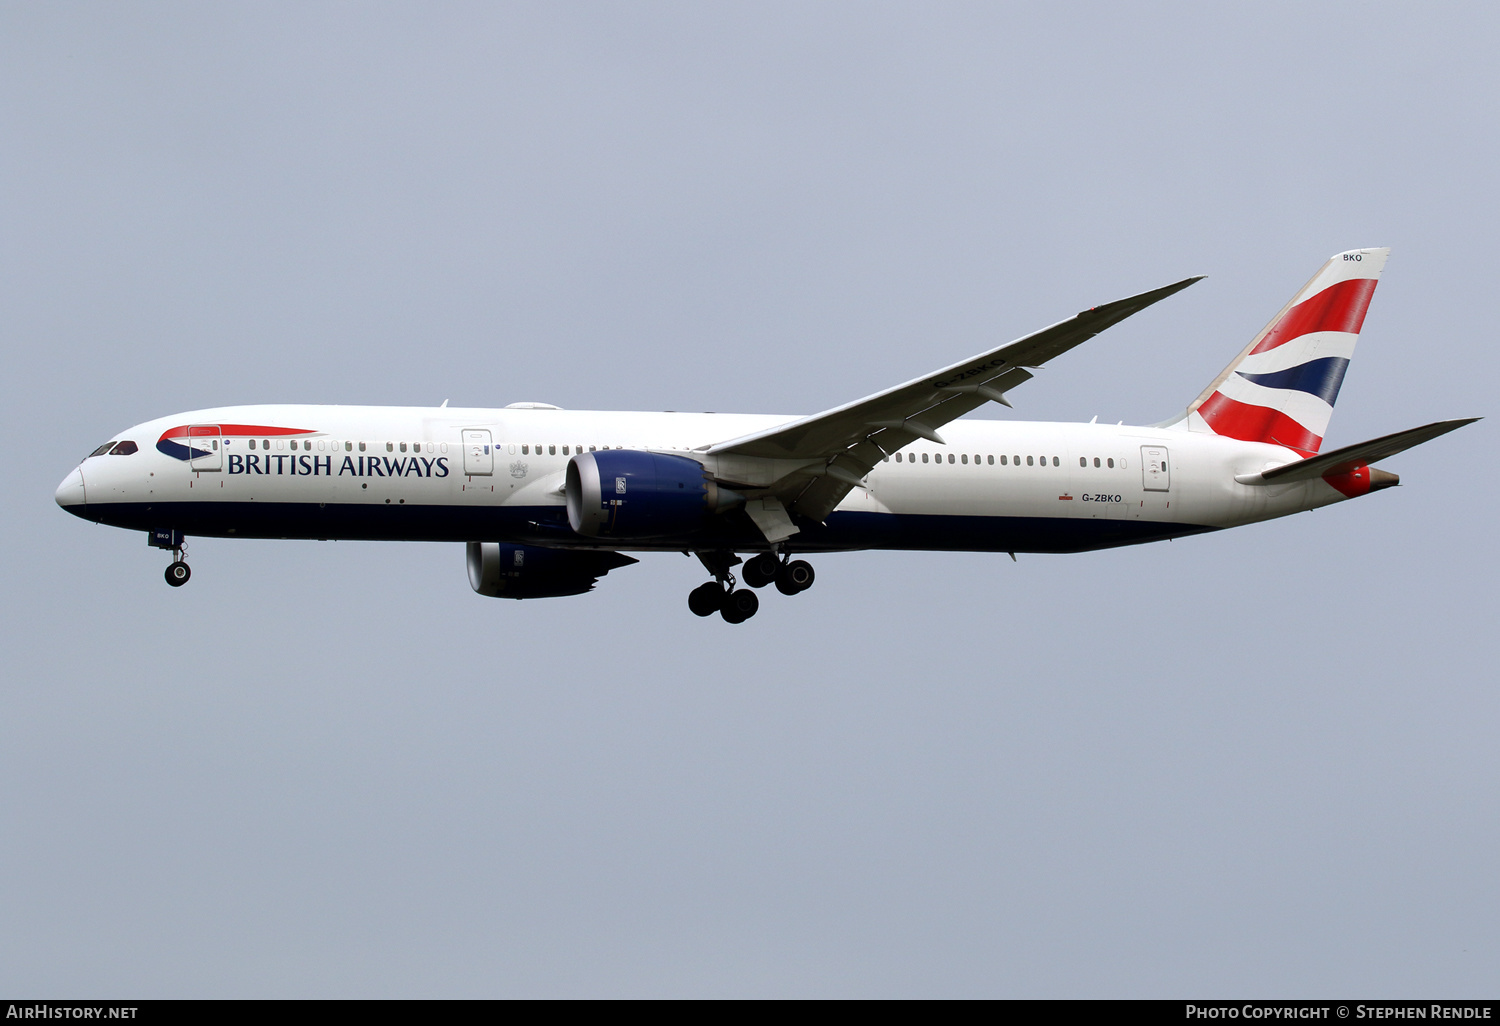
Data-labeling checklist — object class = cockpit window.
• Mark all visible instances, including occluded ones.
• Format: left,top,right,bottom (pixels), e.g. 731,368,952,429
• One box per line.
88,443,116,458
109,440,138,455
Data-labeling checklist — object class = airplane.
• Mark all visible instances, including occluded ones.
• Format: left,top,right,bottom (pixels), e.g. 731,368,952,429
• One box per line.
55,248,1475,623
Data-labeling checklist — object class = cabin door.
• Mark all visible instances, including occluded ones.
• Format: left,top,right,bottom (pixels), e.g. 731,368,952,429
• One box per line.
189,425,222,472
1140,446,1169,492
462,430,494,476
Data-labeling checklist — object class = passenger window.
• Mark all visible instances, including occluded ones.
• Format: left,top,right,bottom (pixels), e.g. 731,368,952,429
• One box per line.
549,445,556,456
1107,458,1114,468
946,454,954,464
248,439,256,450
386,442,393,452
987,455,994,465
1027,456,1034,466
922,453,929,464
961,454,968,464
562,445,570,455
346,442,353,452
1052,456,1059,466
1079,457,1086,467
399,442,407,453
521,444,529,455
359,442,366,452
1094,457,1101,468
589,445,597,452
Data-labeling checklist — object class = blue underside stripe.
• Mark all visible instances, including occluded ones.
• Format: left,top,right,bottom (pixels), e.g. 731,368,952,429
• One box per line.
72,501,1218,555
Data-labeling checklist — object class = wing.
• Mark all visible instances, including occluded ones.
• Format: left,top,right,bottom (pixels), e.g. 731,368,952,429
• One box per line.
706,275,1202,522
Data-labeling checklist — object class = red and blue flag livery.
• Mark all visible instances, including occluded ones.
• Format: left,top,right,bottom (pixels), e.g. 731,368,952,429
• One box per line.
156,424,313,462
1184,248,1386,456
57,249,1475,622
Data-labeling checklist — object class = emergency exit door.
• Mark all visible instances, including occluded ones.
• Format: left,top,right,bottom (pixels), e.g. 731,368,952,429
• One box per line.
462,429,494,476
1141,446,1170,491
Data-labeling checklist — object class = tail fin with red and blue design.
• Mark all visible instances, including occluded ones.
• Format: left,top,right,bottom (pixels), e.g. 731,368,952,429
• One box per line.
1179,248,1389,456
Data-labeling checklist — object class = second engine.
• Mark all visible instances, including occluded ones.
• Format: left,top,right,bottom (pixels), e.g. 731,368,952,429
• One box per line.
466,542,638,599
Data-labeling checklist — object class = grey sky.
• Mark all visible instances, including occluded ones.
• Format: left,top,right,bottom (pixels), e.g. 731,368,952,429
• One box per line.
2,2,1495,997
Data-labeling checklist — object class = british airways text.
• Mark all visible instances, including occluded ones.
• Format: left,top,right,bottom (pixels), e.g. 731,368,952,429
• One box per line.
227,455,450,478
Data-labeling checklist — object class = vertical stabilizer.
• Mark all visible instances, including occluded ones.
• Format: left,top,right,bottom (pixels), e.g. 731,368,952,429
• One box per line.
1181,248,1389,455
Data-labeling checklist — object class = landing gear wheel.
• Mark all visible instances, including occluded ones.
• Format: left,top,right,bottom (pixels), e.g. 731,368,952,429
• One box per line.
720,588,760,624
743,553,779,589
165,561,191,587
688,581,725,617
774,559,814,595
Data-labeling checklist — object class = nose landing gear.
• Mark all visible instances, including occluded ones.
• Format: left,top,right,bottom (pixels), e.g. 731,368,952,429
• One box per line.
149,529,191,587
687,551,814,622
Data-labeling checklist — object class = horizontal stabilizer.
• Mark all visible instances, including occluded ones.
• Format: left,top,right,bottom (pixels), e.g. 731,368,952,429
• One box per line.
1236,418,1479,485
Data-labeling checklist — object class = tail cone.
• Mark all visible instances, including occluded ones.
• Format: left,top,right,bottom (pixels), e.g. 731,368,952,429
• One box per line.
1368,468,1400,491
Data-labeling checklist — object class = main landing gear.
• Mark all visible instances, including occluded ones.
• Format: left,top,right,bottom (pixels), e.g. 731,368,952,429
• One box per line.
687,551,815,623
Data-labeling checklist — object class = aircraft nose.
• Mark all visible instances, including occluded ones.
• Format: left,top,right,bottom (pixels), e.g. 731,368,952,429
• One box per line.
55,467,86,509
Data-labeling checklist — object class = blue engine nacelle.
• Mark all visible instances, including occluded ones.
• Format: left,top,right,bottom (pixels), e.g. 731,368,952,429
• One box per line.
565,449,739,540
466,542,638,599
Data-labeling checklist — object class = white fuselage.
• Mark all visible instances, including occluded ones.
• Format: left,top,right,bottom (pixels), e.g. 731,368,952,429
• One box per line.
58,404,1352,555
